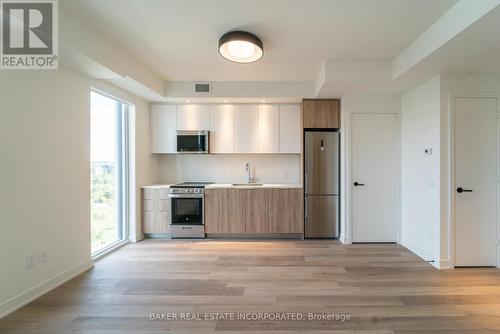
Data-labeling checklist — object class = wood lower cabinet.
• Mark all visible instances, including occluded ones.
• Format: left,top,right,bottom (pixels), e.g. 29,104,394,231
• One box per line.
142,187,171,234
302,99,340,129
243,189,269,233
268,189,303,233
205,188,302,235
205,188,244,233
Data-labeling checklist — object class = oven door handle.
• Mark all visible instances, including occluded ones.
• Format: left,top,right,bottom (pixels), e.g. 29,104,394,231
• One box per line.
169,194,204,198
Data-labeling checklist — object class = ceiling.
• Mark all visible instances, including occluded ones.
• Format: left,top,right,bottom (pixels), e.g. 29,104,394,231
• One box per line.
61,0,458,82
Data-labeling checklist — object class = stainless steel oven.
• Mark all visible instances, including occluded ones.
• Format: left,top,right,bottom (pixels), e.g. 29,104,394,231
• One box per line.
169,182,213,238
176,130,209,153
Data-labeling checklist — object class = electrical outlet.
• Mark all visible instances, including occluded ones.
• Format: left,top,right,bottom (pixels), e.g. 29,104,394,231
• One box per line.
39,249,48,264
25,254,37,269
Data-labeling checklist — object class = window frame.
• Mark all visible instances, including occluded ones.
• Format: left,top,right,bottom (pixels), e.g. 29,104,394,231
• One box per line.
90,89,132,258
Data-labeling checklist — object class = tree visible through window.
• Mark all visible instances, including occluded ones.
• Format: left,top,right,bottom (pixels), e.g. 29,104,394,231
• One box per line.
90,91,127,254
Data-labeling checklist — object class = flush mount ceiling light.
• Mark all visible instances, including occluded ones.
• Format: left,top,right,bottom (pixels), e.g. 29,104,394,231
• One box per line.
218,31,263,63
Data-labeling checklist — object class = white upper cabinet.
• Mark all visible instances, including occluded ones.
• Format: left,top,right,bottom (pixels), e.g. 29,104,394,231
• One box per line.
258,105,280,153
210,104,234,153
279,104,301,153
150,104,177,153
150,103,300,154
176,104,210,130
234,104,259,153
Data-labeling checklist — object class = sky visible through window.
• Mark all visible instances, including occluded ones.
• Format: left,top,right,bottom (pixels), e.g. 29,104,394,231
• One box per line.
91,92,116,162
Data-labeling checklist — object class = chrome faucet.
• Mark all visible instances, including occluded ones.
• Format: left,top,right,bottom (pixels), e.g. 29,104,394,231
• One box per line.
245,162,252,183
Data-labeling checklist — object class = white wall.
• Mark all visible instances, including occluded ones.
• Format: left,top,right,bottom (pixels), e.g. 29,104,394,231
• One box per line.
0,67,159,318
159,154,300,184
133,98,160,241
401,76,441,264
340,95,401,244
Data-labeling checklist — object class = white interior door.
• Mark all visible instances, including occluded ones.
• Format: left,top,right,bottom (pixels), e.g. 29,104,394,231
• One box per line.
352,113,399,242
454,97,498,267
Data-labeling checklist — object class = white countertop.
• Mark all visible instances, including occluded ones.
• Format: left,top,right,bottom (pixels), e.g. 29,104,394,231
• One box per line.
141,184,172,189
142,183,302,189
205,183,302,189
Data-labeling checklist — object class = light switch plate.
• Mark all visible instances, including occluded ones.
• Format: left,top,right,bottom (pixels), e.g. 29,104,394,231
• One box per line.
39,249,48,263
25,254,37,269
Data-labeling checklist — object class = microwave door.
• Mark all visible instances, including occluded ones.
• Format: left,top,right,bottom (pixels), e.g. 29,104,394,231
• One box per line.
177,135,202,152
176,131,209,153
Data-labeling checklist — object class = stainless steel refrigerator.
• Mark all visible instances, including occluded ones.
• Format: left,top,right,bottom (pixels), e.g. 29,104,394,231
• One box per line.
304,131,340,238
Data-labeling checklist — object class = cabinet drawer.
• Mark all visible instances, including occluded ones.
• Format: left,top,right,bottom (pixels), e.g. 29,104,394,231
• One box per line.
143,211,156,233
159,188,170,199
143,188,156,199
143,199,155,211
155,212,170,233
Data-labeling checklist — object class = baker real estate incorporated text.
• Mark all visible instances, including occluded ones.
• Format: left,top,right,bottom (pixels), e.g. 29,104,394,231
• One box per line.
149,312,351,322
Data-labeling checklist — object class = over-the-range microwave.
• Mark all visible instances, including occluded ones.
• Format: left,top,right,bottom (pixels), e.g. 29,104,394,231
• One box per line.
176,130,209,153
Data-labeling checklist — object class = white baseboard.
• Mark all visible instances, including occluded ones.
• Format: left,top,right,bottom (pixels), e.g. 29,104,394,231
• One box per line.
340,237,351,245
92,240,129,261
401,238,439,268
439,259,452,270
497,242,500,268
0,260,94,319
339,233,351,245
130,232,144,243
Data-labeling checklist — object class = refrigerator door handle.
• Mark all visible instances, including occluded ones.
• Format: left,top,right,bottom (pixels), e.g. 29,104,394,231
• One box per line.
304,172,308,193
304,195,308,219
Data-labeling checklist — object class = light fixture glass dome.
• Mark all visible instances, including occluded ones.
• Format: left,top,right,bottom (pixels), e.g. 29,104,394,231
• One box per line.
219,31,263,63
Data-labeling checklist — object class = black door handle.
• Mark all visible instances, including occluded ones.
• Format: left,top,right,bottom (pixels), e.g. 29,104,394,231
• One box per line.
457,187,473,193
354,182,365,187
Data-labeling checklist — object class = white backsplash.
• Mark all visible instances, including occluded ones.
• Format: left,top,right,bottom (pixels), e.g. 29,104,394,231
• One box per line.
159,154,300,184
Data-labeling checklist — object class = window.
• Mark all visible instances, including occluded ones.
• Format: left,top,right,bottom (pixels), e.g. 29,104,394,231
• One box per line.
90,91,130,255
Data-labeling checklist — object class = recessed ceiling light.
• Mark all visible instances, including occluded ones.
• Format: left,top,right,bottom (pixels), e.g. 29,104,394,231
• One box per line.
219,31,263,63
223,100,228,103
261,100,266,103
185,99,191,103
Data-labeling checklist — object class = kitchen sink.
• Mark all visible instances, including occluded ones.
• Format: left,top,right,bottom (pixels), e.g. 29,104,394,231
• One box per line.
232,183,264,187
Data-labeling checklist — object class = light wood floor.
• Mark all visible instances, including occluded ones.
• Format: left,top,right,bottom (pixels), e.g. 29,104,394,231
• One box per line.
1,239,500,333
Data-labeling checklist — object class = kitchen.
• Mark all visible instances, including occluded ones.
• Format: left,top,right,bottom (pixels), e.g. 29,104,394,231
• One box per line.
143,100,340,240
